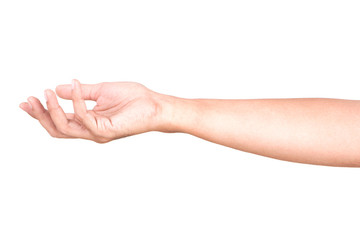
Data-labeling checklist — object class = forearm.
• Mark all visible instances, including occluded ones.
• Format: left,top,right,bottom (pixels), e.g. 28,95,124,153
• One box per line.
159,96,360,167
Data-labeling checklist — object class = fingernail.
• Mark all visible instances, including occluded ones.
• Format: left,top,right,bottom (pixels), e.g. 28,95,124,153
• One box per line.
27,97,34,104
21,100,32,111
27,101,33,110
44,90,48,102
19,102,27,110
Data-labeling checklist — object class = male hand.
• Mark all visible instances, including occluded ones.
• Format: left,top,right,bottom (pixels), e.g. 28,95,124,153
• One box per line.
20,80,166,143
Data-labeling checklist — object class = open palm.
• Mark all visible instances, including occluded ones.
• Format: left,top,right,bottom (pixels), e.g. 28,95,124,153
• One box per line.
20,80,164,143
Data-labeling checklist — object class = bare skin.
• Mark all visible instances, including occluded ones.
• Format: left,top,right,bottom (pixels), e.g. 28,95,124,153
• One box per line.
20,79,360,167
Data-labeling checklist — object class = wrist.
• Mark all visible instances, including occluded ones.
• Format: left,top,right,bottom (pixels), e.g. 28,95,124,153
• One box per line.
155,93,201,134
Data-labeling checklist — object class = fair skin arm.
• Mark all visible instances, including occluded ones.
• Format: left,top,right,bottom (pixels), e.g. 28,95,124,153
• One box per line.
20,80,360,167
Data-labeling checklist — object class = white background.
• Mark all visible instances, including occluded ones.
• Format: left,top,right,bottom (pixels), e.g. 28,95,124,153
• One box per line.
1,0,360,239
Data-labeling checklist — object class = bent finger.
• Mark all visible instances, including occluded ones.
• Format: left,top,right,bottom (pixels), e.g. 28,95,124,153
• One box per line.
45,89,90,138
71,79,98,134
26,96,68,138
20,101,35,118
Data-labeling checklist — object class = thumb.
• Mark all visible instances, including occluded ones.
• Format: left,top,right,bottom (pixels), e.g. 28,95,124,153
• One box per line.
55,79,100,100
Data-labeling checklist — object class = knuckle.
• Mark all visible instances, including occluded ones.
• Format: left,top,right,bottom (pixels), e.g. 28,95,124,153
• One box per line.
48,131,57,138
48,105,61,113
49,131,57,137
74,114,84,122
57,124,70,135
75,110,87,121
48,130,62,138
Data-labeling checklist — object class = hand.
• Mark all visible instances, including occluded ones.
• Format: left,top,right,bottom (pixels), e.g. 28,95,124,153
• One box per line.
19,80,166,143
